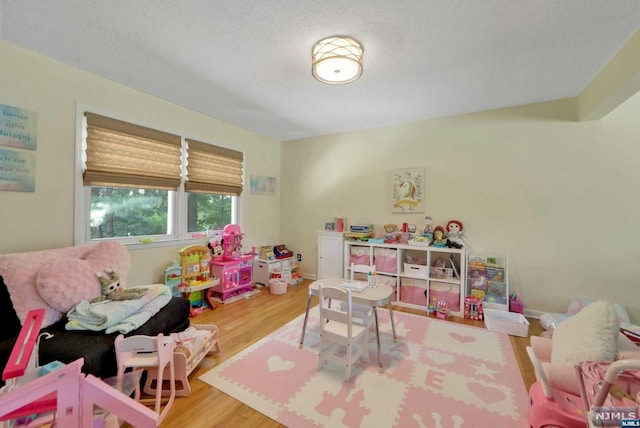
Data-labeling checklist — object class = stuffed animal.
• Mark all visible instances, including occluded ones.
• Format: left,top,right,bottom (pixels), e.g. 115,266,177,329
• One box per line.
91,269,147,303
208,234,224,258
445,219,466,248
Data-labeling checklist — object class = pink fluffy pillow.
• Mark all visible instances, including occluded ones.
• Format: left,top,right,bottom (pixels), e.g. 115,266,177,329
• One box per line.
85,241,130,288
36,259,101,313
36,241,130,314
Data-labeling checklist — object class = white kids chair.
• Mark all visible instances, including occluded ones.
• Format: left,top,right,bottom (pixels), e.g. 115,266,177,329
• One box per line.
348,263,375,332
114,333,176,424
318,283,370,380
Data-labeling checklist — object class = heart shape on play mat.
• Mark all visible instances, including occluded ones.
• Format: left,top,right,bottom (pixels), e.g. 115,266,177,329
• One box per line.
450,332,476,344
267,356,295,372
425,350,455,365
468,382,506,405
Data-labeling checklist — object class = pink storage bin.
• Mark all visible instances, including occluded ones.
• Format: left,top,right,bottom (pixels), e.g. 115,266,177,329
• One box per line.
429,282,460,312
350,247,370,265
374,248,397,273
400,284,427,306
400,285,426,306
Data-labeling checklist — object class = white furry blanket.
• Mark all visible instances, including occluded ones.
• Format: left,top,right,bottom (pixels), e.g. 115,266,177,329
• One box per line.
65,284,171,334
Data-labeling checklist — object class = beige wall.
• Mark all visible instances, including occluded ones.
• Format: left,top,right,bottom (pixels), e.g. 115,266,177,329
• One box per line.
2,36,640,323
0,40,282,285
281,96,640,321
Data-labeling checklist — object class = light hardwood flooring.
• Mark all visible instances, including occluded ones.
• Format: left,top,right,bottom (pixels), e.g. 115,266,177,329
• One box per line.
155,279,541,427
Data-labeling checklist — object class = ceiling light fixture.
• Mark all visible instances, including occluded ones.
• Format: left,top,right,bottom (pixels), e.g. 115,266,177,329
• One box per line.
312,36,363,85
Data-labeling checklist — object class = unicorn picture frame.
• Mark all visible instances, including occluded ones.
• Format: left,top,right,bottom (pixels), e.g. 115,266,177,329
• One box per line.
391,168,425,213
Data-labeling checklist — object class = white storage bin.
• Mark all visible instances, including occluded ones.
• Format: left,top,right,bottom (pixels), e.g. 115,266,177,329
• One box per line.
483,308,529,337
403,263,428,278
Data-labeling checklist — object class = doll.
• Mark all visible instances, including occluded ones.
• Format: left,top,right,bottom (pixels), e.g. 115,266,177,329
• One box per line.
446,220,465,248
422,215,433,236
432,226,447,247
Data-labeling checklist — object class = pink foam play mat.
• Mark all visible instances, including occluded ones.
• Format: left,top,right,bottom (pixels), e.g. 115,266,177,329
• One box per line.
200,307,529,427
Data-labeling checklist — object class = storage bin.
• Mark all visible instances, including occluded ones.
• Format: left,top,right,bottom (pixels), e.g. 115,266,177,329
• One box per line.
350,247,370,265
429,281,460,312
400,285,427,306
483,308,530,337
374,248,397,273
400,278,427,306
268,279,288,295
403,263,428,278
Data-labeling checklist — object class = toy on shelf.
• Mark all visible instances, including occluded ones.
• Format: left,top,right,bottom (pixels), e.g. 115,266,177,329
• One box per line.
209,224,255,302
445,219,466,248
422,215,433,236
432,226,447,247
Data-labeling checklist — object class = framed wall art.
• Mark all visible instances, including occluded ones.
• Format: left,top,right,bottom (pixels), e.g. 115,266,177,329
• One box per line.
250,175,276,196
391,168,425,213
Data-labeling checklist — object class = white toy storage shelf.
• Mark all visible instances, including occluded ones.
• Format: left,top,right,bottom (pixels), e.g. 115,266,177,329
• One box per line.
343,240,467,318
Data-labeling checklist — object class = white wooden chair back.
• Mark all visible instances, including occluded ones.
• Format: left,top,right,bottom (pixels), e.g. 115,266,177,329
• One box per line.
318,284,369,380
347,263,375,330
115,333,176,423
350,262,374,280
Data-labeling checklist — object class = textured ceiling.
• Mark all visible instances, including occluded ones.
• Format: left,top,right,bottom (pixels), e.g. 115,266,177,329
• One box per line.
1,1,640,142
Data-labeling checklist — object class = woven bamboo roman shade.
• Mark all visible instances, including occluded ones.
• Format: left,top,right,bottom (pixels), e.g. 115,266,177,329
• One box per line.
185,139,243,195
84,113,182,190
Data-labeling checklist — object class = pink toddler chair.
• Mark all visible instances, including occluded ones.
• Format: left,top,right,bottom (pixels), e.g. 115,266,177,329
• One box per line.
526,346,586,428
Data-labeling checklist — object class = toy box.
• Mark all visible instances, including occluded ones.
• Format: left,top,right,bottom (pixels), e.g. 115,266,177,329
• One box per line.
483,308,530,337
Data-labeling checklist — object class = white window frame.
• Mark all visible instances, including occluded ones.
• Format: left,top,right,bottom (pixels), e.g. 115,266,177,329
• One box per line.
74,104,241,249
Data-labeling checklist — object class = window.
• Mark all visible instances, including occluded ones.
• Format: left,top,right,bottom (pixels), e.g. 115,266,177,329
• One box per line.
76,111,243,246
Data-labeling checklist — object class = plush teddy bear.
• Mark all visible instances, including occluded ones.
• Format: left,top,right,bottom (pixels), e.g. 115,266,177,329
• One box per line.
91,269,147,303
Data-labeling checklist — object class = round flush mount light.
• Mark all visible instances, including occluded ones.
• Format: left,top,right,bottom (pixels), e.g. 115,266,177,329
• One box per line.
312,35,363,85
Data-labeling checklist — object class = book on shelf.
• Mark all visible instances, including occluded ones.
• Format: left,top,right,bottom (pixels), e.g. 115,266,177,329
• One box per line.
448,255,460,279
467,260,488,291
486,281,507,304
486,265,505,283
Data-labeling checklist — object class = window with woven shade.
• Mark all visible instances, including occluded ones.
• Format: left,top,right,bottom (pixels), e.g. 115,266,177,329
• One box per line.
76,110,240,245
84,112,182,190
185,139,244,195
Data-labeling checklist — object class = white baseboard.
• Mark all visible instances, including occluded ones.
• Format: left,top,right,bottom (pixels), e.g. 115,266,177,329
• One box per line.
523,308,544,319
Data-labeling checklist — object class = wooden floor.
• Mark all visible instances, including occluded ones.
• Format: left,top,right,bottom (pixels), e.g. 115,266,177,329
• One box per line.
157,279,542,428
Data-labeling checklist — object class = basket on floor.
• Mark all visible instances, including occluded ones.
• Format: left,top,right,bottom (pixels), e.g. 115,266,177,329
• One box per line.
269,279,288,295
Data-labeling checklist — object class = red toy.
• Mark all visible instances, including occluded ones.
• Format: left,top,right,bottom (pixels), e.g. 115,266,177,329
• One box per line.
464,296,484,320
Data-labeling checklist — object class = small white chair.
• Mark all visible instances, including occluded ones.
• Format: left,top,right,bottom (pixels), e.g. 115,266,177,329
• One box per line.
114,333,176,424
318,283,370,380
348,263,375,330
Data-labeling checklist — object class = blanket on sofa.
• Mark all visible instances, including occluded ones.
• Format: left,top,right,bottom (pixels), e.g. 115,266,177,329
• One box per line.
66,284,171,334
